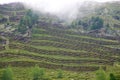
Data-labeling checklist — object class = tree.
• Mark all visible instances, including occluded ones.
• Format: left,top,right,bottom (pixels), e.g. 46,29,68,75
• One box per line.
1,67,14,80
110,73,116,80
18,16,28,34
32,65,45,80
90,17,104,30
18,9,39,34
26,9,38,28
96,67,106,80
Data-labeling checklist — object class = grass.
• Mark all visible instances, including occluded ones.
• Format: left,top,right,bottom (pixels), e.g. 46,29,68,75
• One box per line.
31,39,97,47
104,45,120,49
1,65,119,80
66,34,119,43
32,34,51,37
0,67,96,80
0,48,108,69
10,42,88,53
2,27,119,72
31,40,69,45
0,57,38,62
0,2,120,80
32,28,46,32
0,49,105,64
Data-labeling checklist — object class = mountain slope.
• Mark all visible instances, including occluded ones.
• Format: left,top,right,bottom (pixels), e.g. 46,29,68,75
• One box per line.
0,2,120,72
70,1,120,36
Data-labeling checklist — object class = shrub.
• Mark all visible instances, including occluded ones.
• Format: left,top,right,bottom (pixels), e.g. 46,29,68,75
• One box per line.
90,17,104,30
32,65,45,80
57,69,63,78
96,67,106,80
110,73,116,80
1,67,14,80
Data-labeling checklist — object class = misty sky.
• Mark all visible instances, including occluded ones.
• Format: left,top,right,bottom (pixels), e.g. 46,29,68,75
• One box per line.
0,0,120,4
0,0,120,19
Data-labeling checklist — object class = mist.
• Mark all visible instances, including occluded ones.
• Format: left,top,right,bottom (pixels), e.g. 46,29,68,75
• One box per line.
0,0,120,20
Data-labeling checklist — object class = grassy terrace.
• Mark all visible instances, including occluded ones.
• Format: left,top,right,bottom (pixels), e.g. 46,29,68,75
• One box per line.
10,42,87,53
10,42,115,60
33,26,119,43
6,43,116,63
0,23,120,72
31,39,119,52
31,26,120,51
5,24,119,71
0,25,120,71
0,3,120,80
31,36,120,56
0,57,38,62
0,49,108,62
66,34,118,43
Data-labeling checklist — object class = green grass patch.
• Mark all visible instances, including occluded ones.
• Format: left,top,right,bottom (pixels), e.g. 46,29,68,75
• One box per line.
0,57,38,62
66,34,118,43
0,49,100,61
32,34,51,37
0,67,96,80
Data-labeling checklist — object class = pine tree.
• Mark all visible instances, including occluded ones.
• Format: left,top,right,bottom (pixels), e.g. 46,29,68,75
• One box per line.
96,67,106,80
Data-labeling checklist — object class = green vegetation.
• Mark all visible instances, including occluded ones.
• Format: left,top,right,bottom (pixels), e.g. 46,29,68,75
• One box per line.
71,16,104,30
18,9,39,34
90,17,104,30
96,67,107,80
0,2,120,80
1,67,14,80
110,73,116,80
32,65,45,80
57,69,63,79
0,65,120,80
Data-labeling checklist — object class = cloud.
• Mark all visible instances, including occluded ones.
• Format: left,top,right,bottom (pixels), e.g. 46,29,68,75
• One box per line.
0,0,120,20
0,0,120,4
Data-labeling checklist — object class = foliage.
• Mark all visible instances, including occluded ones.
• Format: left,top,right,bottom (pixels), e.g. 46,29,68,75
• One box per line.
25,9,38,28
90,17,104,30
110,73,116,80
18,9,39,34
70,16,104,31
57,69,63,78
1,67,14,80
32,65,45,80
96,67,106,80
18,16,29,34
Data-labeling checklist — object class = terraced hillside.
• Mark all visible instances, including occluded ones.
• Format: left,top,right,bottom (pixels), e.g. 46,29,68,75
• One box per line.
0,2,120,72
0,23,120,71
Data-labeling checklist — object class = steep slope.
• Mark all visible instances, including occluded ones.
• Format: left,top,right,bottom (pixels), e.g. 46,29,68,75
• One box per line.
70,1,120,36
0,2,120,72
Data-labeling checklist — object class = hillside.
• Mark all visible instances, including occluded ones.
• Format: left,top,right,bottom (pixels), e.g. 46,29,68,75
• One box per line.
0,2,120,80
70,1,120,37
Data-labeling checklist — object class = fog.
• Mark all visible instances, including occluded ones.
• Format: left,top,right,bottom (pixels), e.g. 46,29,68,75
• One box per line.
0,0,120,19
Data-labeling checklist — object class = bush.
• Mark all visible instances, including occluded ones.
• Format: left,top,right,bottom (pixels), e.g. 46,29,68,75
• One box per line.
1,67,14,80
110,73,116,80
96,67,106,80
18,9,39,34
32,65,45,80
57,69,63,78
90,17,104,30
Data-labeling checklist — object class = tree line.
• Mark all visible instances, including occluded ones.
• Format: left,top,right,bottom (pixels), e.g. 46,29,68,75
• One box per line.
18,9,39,34
1,66,117,80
